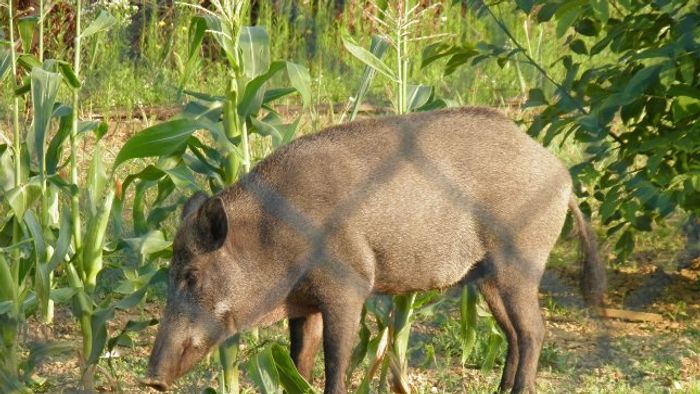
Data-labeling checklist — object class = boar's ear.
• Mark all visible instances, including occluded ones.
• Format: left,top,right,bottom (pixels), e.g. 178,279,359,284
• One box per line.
182,192,209,220
194,196,228,250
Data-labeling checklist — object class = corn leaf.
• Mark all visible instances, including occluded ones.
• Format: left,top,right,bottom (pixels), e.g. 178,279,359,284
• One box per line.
270,344,317,394
113,118,204,169
29,67,61,178
81,10,117,38
246,345,280,394
342,36,397,83
240,26,270,80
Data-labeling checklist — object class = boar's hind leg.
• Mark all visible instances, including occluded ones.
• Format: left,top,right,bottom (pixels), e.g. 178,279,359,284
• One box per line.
478,279,519,392
290,312,323,381
498,271,544,394
320,293,367,394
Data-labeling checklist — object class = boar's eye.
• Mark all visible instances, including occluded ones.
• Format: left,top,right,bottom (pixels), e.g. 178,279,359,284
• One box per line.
184,270,198,290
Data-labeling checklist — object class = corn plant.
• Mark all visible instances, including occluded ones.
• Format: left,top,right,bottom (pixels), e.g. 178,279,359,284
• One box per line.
115,1,311,392
340,2,451,391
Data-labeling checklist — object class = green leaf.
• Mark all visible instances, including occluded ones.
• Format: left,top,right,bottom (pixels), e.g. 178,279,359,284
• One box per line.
29,67,62,178
57,61,81,89
459,285,477,365
623,65,662,98
342,36,397,82
286,62,311,108
87,143,108,214
82,188,115,290
46,111,73,174
672,96,700,121
524,88,547,108
47,207,72,271
406,84,432,112
0,48,11,83
17,16,38,54
569,39,588,55
349,35,390,121
555,0,586,38
163,164,199,193
515,0,536,13
237,61,285,118
113,118,204,169
5,179,42,220
247,345,280,394
81,10,117,38
178,16,207,96
240,26,270,80
0,255,18,304
88,307,115,365
16,54,39,70
589,0,609,22
270,344,317,393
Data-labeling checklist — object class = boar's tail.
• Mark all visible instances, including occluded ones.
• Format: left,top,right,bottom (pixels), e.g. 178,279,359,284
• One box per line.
568,195,606,308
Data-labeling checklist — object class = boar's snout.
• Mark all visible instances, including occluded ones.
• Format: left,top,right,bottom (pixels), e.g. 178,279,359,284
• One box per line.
140,377,170,392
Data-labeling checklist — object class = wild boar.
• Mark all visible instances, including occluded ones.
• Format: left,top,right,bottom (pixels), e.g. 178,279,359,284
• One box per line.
141,107,605,394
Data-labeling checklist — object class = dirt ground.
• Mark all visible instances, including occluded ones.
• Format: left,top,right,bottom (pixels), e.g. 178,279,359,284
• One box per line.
21,256,699,394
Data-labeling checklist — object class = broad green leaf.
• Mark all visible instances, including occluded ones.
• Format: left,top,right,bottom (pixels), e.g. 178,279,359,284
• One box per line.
0,145,15,192
5,179,42,220
460,285,477,365
46,111,73,174
672,96,700,121
247,345,280,394
25,210,50,319
590,0,610,22
120,231,172,263
0,49,11,83
481,321,505,371
113,118,204,169
524,88,547,108
29,67,61,177
342,36,397,82
88,307,115,365
82,188,115,290
240,26,270,80
17,16,38,53
47,207,72,272
515,0,535,13
270,344,317,393
17,54,41,72
406,84,432,112
555,0,586,38
87,143,108,214
0,255,18,304
179,16,207,96
49,287,77,302
56,61,80,89
81,10,117,38
349,35,390,121
286,62,311,107
237,61,285,118
251,116,283,146
163,164,199,193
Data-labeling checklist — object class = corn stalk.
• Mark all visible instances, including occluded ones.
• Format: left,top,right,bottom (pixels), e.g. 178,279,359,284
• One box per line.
341,1,450,391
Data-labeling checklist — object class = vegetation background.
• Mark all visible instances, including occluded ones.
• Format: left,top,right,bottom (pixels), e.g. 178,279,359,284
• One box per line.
0,0,698,393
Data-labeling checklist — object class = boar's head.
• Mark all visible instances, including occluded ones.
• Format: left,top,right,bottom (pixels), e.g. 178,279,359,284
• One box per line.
142,192,240,391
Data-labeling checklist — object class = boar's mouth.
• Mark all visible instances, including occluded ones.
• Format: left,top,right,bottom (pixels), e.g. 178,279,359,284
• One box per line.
140,377,170,392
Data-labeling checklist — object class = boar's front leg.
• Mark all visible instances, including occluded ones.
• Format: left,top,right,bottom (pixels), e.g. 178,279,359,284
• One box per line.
319,292,367,394
289,312,323,381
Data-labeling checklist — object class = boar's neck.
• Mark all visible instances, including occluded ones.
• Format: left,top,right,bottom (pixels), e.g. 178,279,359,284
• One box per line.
219,183,313,331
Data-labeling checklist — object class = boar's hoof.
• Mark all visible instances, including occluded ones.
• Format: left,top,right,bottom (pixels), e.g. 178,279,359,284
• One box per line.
140,377,170,392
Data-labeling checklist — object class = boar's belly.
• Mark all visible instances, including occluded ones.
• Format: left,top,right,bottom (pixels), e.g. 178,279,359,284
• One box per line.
368,213,485,294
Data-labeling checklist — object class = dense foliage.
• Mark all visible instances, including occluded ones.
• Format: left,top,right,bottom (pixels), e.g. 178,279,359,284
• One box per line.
438,0,700,261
